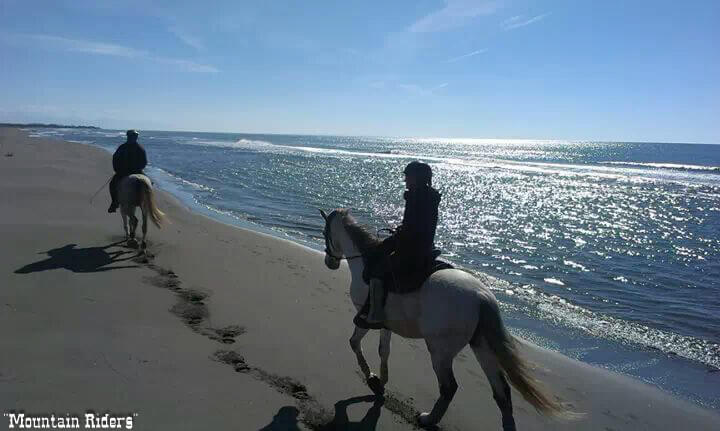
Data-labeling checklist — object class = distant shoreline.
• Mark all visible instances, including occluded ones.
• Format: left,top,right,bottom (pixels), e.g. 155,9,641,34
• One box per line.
0,122,100,130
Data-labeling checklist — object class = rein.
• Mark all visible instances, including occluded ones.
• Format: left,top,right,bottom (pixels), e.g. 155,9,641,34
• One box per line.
89,175,114,204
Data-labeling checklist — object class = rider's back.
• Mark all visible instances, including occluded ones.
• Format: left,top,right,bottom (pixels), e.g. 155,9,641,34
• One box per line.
112,142,147,175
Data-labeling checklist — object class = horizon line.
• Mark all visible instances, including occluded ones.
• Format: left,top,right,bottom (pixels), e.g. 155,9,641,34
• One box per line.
3,121,716,146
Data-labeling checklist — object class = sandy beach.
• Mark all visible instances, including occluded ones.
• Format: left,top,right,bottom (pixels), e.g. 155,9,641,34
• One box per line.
1,126,718,430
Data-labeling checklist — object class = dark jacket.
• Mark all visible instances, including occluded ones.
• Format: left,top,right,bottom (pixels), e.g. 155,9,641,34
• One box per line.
394,186,441,257
364,185,441,291
112,142,147,176
379,185,441,267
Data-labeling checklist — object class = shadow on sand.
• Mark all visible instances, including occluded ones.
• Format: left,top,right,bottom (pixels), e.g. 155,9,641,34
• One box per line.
14,241,138,274
259,395,383,431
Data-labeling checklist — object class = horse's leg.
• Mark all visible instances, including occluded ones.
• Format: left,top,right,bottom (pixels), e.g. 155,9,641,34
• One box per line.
349,326,372,381
379,329,391,385
141,205,148,250
418,335,466,427
471,340,516,431
129,207,138,239
121,209,129,239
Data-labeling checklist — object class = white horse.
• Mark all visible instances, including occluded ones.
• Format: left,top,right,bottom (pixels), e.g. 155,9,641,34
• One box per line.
320,209,571,430
117,174,164,249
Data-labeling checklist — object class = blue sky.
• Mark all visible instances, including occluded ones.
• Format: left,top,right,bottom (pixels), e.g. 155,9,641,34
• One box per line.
0,0,718,142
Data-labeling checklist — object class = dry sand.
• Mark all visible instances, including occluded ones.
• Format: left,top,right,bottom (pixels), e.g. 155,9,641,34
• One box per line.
1,127,718,430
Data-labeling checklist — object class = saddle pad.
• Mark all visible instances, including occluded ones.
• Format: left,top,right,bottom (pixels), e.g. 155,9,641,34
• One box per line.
385,258,454,294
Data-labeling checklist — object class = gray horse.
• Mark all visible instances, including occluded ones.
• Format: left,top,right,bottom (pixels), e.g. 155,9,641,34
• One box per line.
117,174,164,248
321,209,574,430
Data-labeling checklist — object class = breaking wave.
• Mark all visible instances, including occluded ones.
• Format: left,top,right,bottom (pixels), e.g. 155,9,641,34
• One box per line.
603,161,720,172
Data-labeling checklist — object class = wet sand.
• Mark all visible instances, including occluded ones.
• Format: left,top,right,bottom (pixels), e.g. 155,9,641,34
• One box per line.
1,127,718,430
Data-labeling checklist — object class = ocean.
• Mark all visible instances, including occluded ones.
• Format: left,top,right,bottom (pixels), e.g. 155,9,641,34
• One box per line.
26,127,720,409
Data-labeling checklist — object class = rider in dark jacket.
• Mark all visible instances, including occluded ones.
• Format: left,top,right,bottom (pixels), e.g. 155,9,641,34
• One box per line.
108,130,147,213
357,161,441,327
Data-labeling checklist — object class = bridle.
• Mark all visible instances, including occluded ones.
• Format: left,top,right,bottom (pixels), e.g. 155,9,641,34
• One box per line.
323,211,363,261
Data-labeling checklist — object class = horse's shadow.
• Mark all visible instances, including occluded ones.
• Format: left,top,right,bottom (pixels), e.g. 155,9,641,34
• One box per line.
258,395,383,431
14,241,138,274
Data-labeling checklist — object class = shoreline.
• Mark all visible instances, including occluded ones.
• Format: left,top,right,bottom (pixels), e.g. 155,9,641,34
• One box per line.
2,126,719,430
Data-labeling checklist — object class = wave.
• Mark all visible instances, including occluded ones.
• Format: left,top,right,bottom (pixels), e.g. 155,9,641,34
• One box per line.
172,136,720,188
27,130,64,137
177,137,442,161
603,161,720,172
177,137,276,150
478,272,720,371
154,168,214,192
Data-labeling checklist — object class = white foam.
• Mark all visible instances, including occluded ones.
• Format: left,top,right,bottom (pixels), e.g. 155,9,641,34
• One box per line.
544,278,565,286
154,168,214,192
564,260,589,272
177,138,275,150
603,161,720,172
486,274,720,370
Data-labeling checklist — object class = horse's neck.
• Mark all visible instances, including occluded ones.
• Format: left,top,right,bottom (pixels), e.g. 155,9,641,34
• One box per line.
347,258,369,309
346,258,366,285
337,226,369,308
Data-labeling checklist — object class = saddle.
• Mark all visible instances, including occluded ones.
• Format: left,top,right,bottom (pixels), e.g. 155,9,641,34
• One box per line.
362,249,454,294
354,250,453,329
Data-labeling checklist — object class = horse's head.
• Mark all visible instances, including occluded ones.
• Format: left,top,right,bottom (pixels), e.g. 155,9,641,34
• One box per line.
320,209,343,270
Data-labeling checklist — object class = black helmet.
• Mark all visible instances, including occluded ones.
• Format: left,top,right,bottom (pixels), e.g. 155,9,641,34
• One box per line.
126,129,139,138
403,161,432,186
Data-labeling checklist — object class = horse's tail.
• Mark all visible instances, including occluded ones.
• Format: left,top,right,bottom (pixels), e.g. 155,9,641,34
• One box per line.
140,180,164,228
475,299,577,419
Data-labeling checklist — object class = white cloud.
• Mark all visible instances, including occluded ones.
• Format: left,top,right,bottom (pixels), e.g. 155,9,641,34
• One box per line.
445,48,487,63
398,82,449,96
409,0,500,33
155,57,218,73
168,26,205,51
502,13,549,31
22,34,147,57
2,33,218,73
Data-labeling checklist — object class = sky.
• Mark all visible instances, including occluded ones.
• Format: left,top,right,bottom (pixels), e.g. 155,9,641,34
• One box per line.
0,0,718,143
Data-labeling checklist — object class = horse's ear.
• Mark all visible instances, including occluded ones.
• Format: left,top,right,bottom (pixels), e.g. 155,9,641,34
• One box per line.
319,209,328,221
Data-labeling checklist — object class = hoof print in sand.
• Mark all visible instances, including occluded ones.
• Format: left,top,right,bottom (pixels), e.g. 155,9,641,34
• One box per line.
272,376,310,400
214,325,246,344
171,300,208,327
142,275,180,291
212,350,250,372
136,259,341,430
158,268,177,278
198,324,246,344
178,289,208,305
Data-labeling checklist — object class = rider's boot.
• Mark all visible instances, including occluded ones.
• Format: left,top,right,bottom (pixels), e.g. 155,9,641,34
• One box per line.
353,278,386,329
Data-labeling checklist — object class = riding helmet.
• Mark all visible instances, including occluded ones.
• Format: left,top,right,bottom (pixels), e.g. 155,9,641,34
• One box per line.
403,161,432,186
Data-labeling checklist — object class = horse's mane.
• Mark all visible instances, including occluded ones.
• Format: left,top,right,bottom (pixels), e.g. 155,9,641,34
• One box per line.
336,209,382,254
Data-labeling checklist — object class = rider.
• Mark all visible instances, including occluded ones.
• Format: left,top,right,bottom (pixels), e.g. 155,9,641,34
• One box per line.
108,130,147,213
357,161,442,327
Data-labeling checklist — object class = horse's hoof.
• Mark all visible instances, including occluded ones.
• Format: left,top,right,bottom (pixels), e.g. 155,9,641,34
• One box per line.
418,412,435,427
367,374,385,395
